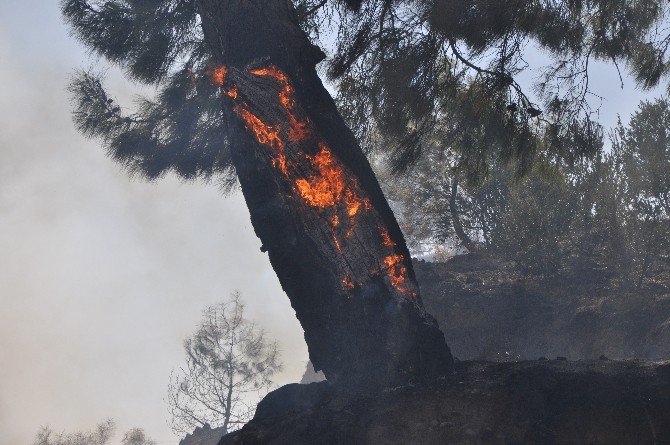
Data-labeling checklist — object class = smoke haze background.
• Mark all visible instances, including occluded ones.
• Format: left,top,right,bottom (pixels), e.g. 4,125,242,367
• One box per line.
0,2,307,443
0,1,664,444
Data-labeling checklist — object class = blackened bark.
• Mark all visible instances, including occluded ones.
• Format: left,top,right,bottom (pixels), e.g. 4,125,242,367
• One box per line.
194,0,452,388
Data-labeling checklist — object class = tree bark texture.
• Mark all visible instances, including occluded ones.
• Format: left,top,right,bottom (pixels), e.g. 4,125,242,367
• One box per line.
194,0,453,387
449,179,476,252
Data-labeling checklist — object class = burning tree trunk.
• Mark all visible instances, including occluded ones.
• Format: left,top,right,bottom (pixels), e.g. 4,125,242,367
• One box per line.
195,0,453,388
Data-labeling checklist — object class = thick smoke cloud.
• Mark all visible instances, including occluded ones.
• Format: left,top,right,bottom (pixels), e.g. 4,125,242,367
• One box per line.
1,1,666,444
0,2,307,444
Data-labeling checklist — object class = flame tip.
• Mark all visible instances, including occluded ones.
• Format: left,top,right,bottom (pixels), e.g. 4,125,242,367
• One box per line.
208,64,416,299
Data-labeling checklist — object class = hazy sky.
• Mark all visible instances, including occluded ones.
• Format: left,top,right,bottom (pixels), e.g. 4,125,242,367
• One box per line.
0,2,665,444
0,2,306,444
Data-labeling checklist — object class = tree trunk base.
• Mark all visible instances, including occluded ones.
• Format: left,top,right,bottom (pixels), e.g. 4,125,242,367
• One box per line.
219,360,670,444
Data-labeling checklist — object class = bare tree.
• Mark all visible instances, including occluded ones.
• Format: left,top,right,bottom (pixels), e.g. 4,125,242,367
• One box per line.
32,420,115,445
33,421,157,445
168,292,282,435
121,428,156,445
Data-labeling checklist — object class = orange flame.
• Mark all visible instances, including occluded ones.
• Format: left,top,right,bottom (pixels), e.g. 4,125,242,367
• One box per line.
250,67,310,142
342,272,355,290
381,227,395,247
209,65,416,298
333,232,343,254
296,146,345,208
234,106,289,175
384,254,413,296
206,66,228,86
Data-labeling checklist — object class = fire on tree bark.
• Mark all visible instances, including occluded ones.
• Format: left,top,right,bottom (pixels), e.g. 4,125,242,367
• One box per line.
194,0,453,388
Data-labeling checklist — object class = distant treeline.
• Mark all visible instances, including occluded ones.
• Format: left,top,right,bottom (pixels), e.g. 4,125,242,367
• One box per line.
385,98,670,289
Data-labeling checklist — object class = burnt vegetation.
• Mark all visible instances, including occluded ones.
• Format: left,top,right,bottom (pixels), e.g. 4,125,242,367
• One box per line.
60,0,670,442
62,0,456,390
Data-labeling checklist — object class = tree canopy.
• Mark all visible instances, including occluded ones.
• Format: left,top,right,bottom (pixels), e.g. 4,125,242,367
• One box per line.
389,97,670,289
62,0,670,185
167,292,282,435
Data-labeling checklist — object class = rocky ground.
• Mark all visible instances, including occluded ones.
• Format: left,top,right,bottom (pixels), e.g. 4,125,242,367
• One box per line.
220,359,670,444
180,424,228,445
212,255,670,444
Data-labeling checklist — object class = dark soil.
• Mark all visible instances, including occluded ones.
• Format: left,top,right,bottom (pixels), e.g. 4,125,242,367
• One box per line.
416,254,670,362
220,360,670,444
217,255,670,444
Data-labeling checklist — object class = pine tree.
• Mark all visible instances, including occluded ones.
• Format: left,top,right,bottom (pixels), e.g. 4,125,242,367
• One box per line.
61,0,453,388
62,0,670,387
332,0,670,177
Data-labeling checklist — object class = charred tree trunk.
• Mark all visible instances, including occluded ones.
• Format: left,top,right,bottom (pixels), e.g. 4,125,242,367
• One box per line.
449,179,477,252
194,0,453,388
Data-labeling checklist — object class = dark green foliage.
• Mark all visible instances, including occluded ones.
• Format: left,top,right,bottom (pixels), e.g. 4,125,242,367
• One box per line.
62,0,670,191
613,99,670,215
379,147,508,253
62,0,238,182
61,0,337,184
62,0,200,83
331,0,669,175
389,98,670,288
611,98,670,286
491,163,574,276
68,69,235,184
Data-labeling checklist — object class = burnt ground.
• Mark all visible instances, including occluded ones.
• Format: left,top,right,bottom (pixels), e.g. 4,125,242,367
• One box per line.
220,360,670,444
216,255,670,444
416,254,670,362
